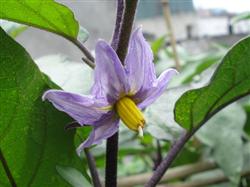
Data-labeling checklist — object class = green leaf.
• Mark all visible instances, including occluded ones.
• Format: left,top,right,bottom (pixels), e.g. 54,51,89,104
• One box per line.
151,36,166,57
56,166,91,187
35,54,93,94
232,12,250,24
196,104,246,184
78,26,89,43
181,51,224,84
0,0,79,40
0,20,27,38
174,36,250,130
0,28,87,186
243,100,250,136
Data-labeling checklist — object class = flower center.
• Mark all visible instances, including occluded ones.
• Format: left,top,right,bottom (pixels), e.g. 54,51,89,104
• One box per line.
115,96,145,132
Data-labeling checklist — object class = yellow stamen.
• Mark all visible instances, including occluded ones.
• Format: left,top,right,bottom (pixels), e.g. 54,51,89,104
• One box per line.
115,97,145,132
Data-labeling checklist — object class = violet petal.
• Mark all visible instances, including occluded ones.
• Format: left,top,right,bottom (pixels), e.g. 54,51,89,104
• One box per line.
43,90,112,125
76,115,119,154
138,68,178,109
125,27,156,95
91,40,129,103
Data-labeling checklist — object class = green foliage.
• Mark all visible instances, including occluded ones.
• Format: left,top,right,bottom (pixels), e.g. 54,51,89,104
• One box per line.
78,26,89,43
181,51,224,84
56,166,91,187
243,101,250,136
174,36,250,130
151,36,166,58
232,12,250,24
0,0,79,40
0,28,88,186
0,20,27,38
197,104,246,184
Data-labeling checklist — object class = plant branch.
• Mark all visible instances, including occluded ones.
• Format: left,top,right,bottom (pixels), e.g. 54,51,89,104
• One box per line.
84,148,102,187
0,148,17,187
111,0,124,50
118,161,216,187
153,140,163,170
145,128,198,187
69,38,95,69
105,1,138,187
158,170,250,187
116,0,138,64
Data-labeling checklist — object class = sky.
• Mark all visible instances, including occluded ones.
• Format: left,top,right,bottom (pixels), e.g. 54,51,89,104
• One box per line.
193,0,250,13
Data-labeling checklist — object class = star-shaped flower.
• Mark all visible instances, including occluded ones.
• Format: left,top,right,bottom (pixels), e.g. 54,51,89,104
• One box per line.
43,28,177,154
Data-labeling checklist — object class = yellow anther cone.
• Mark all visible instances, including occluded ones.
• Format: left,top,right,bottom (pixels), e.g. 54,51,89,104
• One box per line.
115,97,145,132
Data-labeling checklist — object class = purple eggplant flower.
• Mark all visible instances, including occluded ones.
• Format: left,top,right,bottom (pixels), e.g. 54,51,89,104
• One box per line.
43,28,177,154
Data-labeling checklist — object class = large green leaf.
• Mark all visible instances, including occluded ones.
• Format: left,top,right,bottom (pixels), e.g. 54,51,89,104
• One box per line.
0,28,88,186
174,36,250,130
0,0,79,40
56,166,91,187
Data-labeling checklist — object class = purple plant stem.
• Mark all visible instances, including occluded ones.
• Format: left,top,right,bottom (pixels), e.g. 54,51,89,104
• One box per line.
84,148,102,187
111,0,124,50
105,1,138,187
145,128,198,187
105,1,124,187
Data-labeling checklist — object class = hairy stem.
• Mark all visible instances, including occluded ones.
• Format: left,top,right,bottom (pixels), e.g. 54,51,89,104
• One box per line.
111,0,124,50
116,0,138,64
0,148,17,187
105,0,138,187
84,148,102,187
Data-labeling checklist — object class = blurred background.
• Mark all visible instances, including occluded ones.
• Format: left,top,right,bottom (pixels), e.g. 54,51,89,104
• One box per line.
1,1,250,187
4,0,250,61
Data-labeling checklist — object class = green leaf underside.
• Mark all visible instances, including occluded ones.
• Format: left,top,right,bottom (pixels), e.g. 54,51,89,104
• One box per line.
0,28,87,186
56,166,91,187
174,36,250,130
0,0,79,39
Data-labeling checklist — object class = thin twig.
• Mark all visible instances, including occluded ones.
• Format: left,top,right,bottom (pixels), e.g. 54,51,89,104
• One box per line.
118,161,216,187
145,129,196,187
84,148,102,187
111,0,124,50
158,170,250,187
82,57,95,69
0,148,17,187
68,38,95,69
153,140,163,170
161,0,181,71
105,1,138,187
